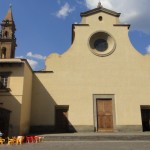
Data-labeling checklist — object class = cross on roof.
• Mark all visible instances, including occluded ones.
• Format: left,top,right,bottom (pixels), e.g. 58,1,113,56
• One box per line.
97,1,103,8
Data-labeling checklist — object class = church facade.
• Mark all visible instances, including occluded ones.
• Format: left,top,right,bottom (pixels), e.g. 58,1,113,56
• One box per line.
1,4,150,136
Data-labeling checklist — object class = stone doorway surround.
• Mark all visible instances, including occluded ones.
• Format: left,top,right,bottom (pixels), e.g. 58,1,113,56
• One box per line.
93,94,116,132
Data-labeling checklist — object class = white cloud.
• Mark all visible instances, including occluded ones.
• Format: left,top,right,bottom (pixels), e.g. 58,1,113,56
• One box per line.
56,3,75,18
27,52,46,60
15,56,24,59
76,0,84,5
84,0,150,33
146,45,150,53
27,59,38,69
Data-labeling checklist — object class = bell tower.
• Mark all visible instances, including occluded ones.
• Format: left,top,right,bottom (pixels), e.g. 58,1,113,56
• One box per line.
0,5,17,59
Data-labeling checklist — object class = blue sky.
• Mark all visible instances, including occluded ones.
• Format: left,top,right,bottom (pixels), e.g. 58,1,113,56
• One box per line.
0,0,150,70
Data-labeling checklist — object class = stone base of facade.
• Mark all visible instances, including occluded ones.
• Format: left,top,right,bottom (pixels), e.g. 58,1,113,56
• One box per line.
115,125,143,132
30,125,143,134
30,125,94,134
69,125,94,132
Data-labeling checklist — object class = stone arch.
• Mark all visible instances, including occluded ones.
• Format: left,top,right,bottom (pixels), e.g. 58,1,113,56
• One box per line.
4,31,9,38
1,47,7,58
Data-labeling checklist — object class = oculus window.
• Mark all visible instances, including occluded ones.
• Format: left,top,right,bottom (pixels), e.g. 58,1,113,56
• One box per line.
94,39,108,52
89,31,116,57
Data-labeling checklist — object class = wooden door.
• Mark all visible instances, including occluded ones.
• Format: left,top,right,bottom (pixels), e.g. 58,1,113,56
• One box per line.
96,99,113,131
55,108,69,133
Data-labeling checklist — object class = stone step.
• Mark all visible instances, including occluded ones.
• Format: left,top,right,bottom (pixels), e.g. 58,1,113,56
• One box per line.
43,133,150,141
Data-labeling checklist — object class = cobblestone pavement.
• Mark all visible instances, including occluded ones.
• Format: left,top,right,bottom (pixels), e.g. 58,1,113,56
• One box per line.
0,141,150,150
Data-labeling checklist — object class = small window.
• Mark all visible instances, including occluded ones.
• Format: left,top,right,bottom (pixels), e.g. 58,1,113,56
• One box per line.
5,20,9,25
99,16,103,21
4,31,9,38
0,75,8,89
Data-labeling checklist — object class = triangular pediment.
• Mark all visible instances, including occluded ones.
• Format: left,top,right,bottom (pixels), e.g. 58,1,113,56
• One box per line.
80,6,120,17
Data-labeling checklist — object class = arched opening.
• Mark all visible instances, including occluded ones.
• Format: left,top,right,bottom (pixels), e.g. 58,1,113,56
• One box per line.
4,31,9,38
1,47,6,59
0,108,11,137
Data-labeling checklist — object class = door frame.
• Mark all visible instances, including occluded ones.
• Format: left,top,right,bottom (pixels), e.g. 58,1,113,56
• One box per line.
93,94,116,132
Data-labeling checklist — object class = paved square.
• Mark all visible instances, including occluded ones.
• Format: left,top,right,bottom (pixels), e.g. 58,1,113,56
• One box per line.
1,141,150,150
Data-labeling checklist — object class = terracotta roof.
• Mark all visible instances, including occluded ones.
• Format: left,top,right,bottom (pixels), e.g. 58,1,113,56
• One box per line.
0,59,23,64
4,5,14,21
0,59,33,72
80,7,121,17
